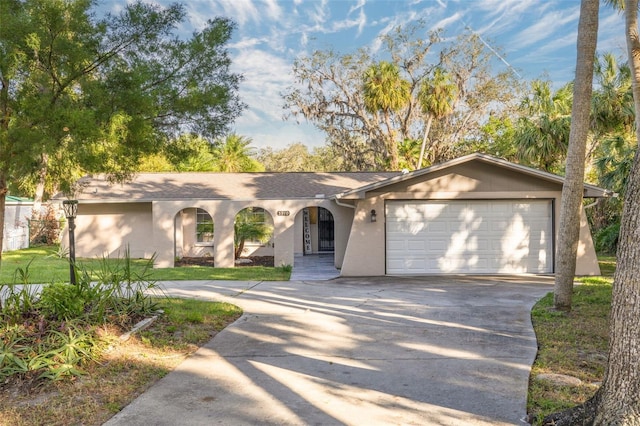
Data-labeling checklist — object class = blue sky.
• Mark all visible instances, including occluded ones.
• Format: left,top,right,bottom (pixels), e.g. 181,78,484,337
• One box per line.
104,1,627,150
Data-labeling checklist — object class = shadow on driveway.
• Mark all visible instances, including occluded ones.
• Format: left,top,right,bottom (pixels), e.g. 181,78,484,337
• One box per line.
105,275,553,426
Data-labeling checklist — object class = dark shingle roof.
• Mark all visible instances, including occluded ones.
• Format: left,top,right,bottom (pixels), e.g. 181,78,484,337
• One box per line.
73,172,401,202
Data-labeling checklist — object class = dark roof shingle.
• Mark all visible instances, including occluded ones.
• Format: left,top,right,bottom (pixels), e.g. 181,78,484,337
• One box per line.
73,172,400,202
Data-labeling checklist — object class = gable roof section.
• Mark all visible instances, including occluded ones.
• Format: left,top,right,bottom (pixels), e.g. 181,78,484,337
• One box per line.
60,153,612,204
71,171,400,202
333,153,614,200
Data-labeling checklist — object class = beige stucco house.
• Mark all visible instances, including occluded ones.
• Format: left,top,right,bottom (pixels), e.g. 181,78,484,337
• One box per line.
61,153,612,276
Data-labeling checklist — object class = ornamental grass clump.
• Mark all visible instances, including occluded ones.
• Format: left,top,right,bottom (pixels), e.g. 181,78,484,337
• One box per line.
0,249,162,384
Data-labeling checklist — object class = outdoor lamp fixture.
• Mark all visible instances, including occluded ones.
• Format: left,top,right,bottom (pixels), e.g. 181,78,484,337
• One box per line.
370,209,377,223
62,200,78,285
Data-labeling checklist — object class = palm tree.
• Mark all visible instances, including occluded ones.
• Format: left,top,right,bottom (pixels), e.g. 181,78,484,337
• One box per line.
591,53,634,156
213,133,264,172
398,138,422,171
553,0,599,311
546,0,640,423
417,68,458,169
234,208,273,259
362,61,410,170
591,0,640,421
514,80,573,172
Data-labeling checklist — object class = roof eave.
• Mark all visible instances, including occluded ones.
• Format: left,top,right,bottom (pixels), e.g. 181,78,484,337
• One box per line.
332,153,614,199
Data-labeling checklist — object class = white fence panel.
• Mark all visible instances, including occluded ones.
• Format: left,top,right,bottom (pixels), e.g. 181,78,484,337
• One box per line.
2,226,29,252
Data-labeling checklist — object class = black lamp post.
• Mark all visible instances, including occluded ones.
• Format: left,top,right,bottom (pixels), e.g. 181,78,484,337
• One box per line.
62,200,78,285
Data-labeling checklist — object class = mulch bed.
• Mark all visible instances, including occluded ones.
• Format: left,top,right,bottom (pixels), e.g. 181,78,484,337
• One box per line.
175,256,274,268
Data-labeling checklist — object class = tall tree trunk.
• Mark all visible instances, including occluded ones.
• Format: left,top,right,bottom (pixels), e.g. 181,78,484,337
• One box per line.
593,0,640,422
32,152,49,220
0,173,7,266
417,115,434,170
553,0,599,311
383,111,399,170
544,1,640,423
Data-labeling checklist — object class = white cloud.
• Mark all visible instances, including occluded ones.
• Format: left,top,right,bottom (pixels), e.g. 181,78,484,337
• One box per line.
432,11,462,31
355,6,367,36
230,36,269,50
232,48,292,123
509,9,579,50
473,0,541,20
308,0,329,26
263,0,283,21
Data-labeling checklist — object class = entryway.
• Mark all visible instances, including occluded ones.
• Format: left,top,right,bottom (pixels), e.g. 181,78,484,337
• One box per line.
300,207,335,255
290,253,339,281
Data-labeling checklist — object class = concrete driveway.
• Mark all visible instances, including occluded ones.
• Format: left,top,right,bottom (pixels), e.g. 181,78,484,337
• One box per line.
104,276,552,426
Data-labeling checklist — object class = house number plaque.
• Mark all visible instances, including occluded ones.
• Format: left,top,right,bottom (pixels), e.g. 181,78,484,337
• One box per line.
277,210,290,216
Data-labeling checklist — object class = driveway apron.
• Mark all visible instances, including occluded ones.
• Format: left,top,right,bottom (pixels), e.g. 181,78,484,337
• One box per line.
104,276,552,426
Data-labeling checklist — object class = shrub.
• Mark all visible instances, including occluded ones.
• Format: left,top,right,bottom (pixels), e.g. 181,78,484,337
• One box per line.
594,221,620,255
29,204,63,245
0,247,164,384
37,282,86,320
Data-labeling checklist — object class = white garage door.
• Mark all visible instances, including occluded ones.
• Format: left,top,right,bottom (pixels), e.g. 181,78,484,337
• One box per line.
386,200,553,274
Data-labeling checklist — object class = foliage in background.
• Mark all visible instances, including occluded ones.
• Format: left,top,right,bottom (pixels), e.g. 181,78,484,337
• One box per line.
257,143,344,172
513,81,573,174
211,133,264,172
28,204,63,245
283,21,521,171
139,132,265,173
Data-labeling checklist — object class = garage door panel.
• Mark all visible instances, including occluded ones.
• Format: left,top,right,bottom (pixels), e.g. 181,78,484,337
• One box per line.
407,240,426,251
386,240,406,252
386,200,553,274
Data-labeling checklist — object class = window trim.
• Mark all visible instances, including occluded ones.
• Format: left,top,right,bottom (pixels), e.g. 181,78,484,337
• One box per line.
195,208,214,246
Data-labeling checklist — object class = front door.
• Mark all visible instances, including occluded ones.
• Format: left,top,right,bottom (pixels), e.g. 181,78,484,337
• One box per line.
318,208,334,252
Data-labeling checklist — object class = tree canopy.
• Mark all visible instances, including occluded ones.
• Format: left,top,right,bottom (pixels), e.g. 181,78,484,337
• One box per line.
257,143,344,172
0,0,243,195
283,22,521,171
0,0,244,263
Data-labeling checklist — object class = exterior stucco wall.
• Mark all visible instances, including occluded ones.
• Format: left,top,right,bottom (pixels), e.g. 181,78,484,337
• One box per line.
340,198,386,276
69,160,601,276
73,203,154,259
377,162,561,195
103,199,355,269
339,164,601,276
576,206,600,275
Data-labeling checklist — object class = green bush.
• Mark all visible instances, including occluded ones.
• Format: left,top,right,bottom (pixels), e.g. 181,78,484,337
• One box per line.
594,222,620,254
38,282,86,320
0,246,163,383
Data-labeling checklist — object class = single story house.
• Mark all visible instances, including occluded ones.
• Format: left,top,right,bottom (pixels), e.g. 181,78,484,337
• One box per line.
60,153,612,276
2,196,33,252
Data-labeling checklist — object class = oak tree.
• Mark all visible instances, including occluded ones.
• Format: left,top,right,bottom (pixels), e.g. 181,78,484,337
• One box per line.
283,22,520,171
0,0,243,265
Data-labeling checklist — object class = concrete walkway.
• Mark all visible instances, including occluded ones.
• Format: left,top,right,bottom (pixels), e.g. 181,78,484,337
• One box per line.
290,253,340,281
104,276,553,426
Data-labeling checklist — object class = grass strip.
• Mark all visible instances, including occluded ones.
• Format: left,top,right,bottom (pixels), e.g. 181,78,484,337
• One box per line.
527,273,612,424
0,246,291,283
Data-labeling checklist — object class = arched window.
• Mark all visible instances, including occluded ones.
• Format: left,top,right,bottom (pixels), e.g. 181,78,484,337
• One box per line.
196,208,214,243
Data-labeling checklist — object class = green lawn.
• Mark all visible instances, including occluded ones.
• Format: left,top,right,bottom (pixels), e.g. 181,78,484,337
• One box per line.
0,245,291,284
527,258,614,424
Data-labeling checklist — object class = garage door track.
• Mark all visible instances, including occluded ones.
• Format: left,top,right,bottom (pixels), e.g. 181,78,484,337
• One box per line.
105,276,552,426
